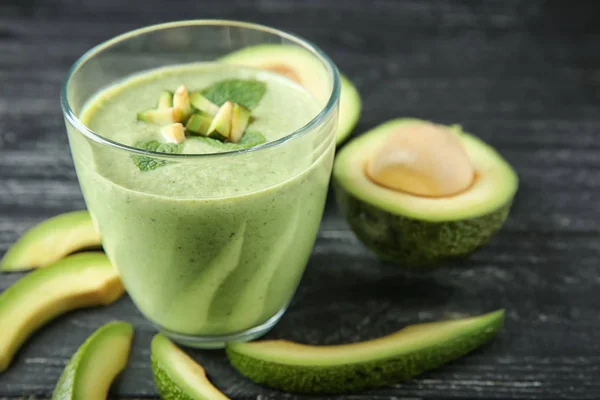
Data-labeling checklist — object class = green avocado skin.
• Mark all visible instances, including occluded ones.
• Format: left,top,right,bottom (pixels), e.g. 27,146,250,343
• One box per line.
226,315,503,394
151,356,197,400
334,182,512,267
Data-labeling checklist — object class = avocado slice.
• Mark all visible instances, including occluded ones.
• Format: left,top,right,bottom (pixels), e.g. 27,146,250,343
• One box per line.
151,334,230,400
227,310,504,394
137,107,185,125
52,321,133,400
1,210,102,272
220,44,361,145
0,252,124,372
186,112,214,136
158,90,174,109
190,91,220,116
230,103,251,143
207,101,233,140
333,119,518,266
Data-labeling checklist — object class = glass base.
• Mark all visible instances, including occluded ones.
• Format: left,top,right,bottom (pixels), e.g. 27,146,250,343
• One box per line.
154,306,287,349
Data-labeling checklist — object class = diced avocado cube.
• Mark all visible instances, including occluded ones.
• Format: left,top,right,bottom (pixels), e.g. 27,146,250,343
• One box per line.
161,123,186,144
136,108,185,125
190,92,220,116
173,85,193,122
230,103,251,143
207,101,233,140
157,91,174,109
185,112,213,136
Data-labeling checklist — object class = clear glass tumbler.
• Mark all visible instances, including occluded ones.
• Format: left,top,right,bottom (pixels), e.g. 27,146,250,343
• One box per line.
61,21,340,348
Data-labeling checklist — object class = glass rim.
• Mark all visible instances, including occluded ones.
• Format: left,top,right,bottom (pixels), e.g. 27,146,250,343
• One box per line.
60,19,341,160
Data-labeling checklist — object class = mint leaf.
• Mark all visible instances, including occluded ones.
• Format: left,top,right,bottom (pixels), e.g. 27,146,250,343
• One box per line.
188,131,267,151
202,79,266,110
132,140,182,171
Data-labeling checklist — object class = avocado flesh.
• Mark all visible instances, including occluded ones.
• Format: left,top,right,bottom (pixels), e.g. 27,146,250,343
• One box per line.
151,334,230,400
0,252,124,372
227,310,504,394
1,210,102,272
137,107,184,125
52,322,133,400
190,92,220,116
208,101,233,139
158,91,174,109
333,119,518,266
230,103,251,143
219,44,361,145
186,112,213,135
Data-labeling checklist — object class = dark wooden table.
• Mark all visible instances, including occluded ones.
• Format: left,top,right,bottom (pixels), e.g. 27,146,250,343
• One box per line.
1,0,599,399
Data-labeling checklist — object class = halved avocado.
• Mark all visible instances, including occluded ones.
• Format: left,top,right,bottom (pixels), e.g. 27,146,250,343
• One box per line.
1,210,102,272
52,321,133,400
333,119,518,266
151,334,230,400
0,252,124,372
220,44,361,145
227,310,504,394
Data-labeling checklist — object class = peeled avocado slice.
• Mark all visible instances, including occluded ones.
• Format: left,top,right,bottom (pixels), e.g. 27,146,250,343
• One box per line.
1,210,102,272
52,322,133,400
0,252,124,372
333,119,518,266
151,334,230,400
227,310,504,394
220,44,361,145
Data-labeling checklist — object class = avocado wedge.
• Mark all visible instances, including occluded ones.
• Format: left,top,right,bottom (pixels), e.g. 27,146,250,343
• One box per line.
227,310,504,394
151,334,230,400
0,252,124,372
52,322,133,400
333,119,518,266
1,210,102,272
220,44,361,145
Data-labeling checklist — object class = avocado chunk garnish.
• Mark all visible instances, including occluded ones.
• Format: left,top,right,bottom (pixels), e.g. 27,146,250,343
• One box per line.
207,101,233,140
173,84,194,121
230,103,251,143
1,210,102,272
157,90,174,109
137,107,185,125
161,122,186,144
226,310,505,394
190,91,220,116
186,112,214,136
333,118,518,266
51,322,133,400
137,82,259,146
0,252,124,372
151,334,230,400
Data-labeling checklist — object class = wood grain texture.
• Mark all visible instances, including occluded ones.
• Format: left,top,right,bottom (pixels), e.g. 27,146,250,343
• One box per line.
1,0,599,398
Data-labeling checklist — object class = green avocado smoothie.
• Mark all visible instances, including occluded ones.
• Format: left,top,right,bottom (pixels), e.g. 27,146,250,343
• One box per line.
69,62,336,343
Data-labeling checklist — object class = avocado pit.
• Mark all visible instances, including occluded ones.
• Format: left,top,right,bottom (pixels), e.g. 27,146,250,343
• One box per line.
261,63,302,84
365,121,475,198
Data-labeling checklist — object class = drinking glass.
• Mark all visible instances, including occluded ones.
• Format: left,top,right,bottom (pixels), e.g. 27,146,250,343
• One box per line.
61,20,340,348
